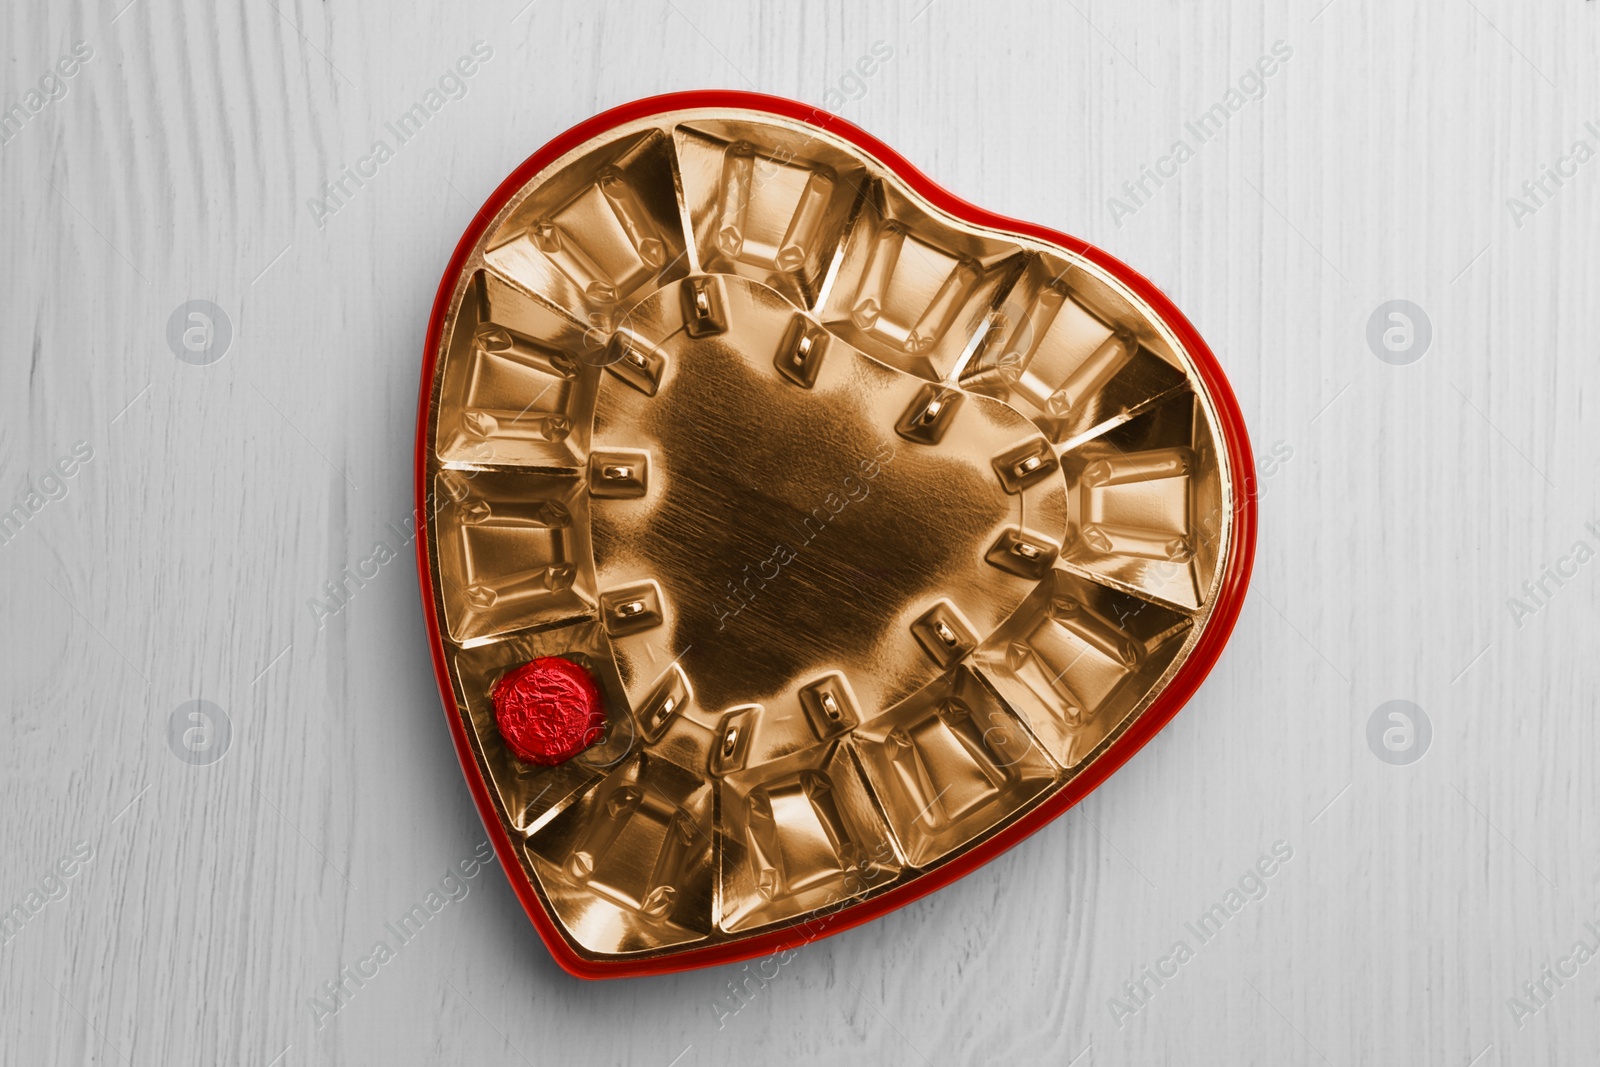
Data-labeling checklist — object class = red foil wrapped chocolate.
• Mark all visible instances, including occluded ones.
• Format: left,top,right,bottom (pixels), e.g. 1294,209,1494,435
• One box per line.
492,657,606,765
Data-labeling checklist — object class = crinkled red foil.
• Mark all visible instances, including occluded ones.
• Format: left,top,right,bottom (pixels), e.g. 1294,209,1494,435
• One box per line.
491,657,605,765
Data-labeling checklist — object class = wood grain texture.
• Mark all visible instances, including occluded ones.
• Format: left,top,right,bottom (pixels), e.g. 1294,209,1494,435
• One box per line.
2,0,1597,1063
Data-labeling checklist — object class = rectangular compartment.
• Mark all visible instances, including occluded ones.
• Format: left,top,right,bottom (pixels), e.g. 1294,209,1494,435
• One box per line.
674,119,869,310
435,270,600,469
718,741,900,932
963,254,1187,444
527,752,715,954
486,128,690,325
972,570,1193,769
1059,390,1223,610
818,180,1024,382
432,469,595,642
853,667,1056,867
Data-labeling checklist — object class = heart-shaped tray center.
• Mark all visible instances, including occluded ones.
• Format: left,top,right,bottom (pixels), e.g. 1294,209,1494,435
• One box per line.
589,275,1067,719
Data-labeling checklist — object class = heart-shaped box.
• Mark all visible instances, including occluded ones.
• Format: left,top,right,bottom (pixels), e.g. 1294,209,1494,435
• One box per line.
416,91,1256,978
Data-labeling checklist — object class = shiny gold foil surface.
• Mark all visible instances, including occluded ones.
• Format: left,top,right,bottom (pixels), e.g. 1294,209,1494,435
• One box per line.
418,97,1248,975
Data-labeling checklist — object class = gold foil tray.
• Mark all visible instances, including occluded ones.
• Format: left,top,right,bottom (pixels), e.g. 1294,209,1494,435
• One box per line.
416,92,1256,978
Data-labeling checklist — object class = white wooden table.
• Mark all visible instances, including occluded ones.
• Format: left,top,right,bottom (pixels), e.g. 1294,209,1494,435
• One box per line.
3,1,1596,1063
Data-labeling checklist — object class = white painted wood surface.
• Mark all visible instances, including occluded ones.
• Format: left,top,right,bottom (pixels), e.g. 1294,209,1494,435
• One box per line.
3,0,1597,1063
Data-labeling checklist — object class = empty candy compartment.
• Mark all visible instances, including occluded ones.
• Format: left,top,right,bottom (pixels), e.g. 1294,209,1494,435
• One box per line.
433,469,595,642
973,571,1193,768
1060,390,1224,610
854,667,1057,867
435,270,600,468
486,127,689,328
718,741,901,932
820,180,1025,382
527,751,715,953
673,120,867,309
962,254,1187,444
